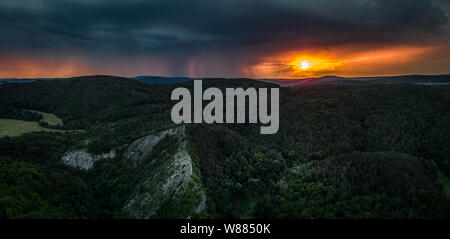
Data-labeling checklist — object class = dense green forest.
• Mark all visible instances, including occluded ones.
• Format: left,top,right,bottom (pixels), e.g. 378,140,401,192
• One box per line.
0,76,449,218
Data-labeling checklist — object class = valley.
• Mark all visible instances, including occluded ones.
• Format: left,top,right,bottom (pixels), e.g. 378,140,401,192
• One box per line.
0,75,449,219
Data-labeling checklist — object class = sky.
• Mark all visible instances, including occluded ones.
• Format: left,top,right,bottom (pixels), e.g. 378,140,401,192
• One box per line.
0,0,449,78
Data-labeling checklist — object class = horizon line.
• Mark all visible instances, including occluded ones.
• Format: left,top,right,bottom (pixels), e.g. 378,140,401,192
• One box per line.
2,73,450,81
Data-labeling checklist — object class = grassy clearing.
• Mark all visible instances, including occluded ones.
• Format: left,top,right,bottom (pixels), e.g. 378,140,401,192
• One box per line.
26,110,63,126
0,119,82,137
0,119,63,137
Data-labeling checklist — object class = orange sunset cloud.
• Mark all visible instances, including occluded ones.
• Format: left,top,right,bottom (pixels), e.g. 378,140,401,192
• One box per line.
244,44,444,78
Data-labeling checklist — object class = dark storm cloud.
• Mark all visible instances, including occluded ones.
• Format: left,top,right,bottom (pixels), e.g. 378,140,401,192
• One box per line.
0,0,448,51
0,0,448,77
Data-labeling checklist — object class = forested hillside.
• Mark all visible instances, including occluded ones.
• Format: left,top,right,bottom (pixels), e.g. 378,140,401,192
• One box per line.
0,76,449,218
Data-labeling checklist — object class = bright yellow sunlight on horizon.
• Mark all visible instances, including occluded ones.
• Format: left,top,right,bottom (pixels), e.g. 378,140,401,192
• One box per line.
245,55,343,78
244,45,439,79
300,60,310,70
289,57,342,75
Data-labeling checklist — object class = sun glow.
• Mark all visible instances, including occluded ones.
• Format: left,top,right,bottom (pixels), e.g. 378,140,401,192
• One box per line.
246,55,344,78
289,56,342,75
300,60,310,70
243,45,440,78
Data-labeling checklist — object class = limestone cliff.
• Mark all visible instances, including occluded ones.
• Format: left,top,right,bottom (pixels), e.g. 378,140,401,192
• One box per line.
60,126,205,218
123,126,205,218
61,149,116,170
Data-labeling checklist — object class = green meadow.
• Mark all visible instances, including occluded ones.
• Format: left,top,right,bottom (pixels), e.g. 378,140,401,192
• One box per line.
26,110,63,126
0,110,84,137
0,119,65,137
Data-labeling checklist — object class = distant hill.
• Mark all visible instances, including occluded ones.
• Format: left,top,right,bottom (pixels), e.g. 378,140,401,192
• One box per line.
0,75,194,86
258,74,450,87
3,74,450,88
0,78,63,85
0,75,179,129
132,76,194,84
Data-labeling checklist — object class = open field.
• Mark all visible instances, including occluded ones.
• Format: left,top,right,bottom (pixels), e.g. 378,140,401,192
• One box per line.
0,119,63,137
26,110,63,126
0,119,82,137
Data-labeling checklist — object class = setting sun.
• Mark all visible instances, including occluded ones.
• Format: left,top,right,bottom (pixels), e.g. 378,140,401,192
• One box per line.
300,60,310,70
244,46,443,79
287,56,343,76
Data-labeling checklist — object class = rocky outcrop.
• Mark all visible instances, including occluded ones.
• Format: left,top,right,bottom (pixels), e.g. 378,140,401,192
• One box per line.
124,126,185,164
123,126,205,219
60,126,206,218
61,149,116,170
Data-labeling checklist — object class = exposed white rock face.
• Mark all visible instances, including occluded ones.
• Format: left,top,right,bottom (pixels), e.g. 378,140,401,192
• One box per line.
124,126,185,164
60,126,206,218
123,126,205,218
191,193,206,216
61,149,116,170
